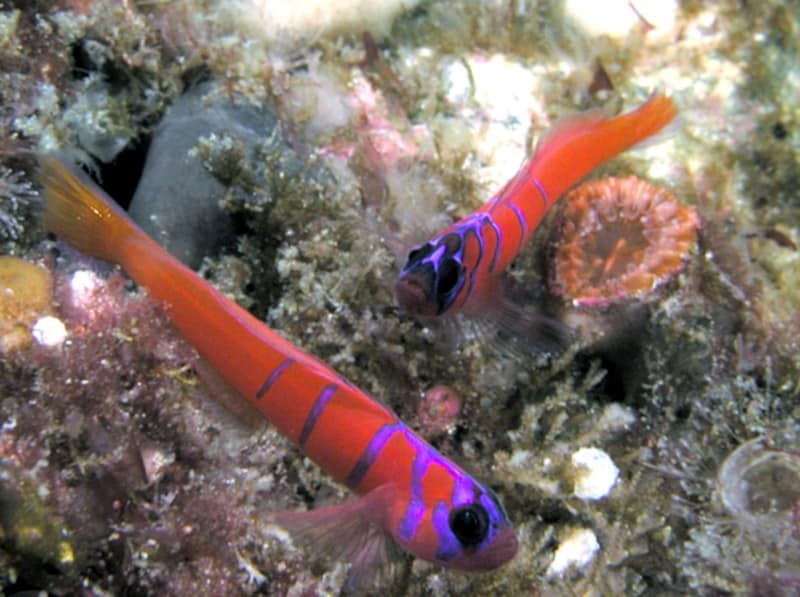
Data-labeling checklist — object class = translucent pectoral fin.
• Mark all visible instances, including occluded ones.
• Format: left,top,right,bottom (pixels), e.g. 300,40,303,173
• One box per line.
269,484,407,594
491,294,573,356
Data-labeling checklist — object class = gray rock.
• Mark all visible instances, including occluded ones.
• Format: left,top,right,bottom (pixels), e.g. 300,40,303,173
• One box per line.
129,81,279,268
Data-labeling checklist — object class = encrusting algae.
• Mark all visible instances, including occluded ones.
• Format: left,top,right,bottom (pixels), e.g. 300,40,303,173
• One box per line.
0,256,53,352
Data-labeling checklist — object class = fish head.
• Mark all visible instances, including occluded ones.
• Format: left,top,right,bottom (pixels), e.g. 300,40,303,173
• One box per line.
388,461,518,572
395,232,466,317
430,483,519,571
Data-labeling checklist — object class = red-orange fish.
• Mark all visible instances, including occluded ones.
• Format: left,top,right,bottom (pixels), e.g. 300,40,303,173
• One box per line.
394,94,678,349
37,157,517,590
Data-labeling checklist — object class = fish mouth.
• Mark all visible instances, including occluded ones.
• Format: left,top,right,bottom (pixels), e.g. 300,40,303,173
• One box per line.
447,526,519,572
475,526,519,571
394,272,439,317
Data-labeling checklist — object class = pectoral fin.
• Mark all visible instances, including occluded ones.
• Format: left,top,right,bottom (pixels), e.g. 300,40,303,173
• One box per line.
269,485,406,594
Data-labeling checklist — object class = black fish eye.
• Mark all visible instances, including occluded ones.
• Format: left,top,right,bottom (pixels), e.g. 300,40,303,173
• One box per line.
404,243,435,269
449,504,489,546
436,257,462,296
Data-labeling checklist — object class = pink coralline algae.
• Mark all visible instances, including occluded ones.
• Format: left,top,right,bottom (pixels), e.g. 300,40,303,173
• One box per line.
549,176,701,308
349,73,426,169
56,269,133,333
416,385,462,438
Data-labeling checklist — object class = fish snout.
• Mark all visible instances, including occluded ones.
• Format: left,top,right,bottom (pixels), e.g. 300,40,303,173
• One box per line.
394,271,439,317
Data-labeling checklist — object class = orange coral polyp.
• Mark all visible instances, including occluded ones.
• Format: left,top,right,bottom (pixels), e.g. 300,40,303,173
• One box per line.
551,176,700,307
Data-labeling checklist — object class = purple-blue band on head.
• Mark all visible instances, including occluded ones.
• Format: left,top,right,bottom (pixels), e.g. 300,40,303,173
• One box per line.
345,423,402,489
447,218,484,312
298,383,338,446
451,477,476,507
409,432,429,501
399,499,426,543
255,358,295,399
532,177,549,208
397,429,429,542
483,215,502,273
483,486,509,519
480,492,501,521
433,501,461,561
478,491,503,545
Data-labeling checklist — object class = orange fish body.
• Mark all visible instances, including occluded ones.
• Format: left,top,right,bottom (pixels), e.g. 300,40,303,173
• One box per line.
394,94,679,324
38,158,518,588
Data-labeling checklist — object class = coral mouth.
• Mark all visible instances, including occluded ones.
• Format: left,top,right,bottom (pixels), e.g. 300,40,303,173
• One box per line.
550,176,700,307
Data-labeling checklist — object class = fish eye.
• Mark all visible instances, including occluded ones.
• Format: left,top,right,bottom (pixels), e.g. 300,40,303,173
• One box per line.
404,243,435,269
449,504,489,546
436,257,463,296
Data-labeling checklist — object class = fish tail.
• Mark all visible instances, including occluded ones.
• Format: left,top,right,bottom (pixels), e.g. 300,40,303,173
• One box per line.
620,93,679,147
37,156,141,266
528,93,678,205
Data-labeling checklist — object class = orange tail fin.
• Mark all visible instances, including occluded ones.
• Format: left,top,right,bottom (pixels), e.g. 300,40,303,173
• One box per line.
619,93,679,147
37,156,139,266
527,94,678,206
533,93,678,164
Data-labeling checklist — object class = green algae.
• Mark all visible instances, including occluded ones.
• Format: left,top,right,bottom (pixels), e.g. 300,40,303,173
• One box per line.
0,476,76,574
